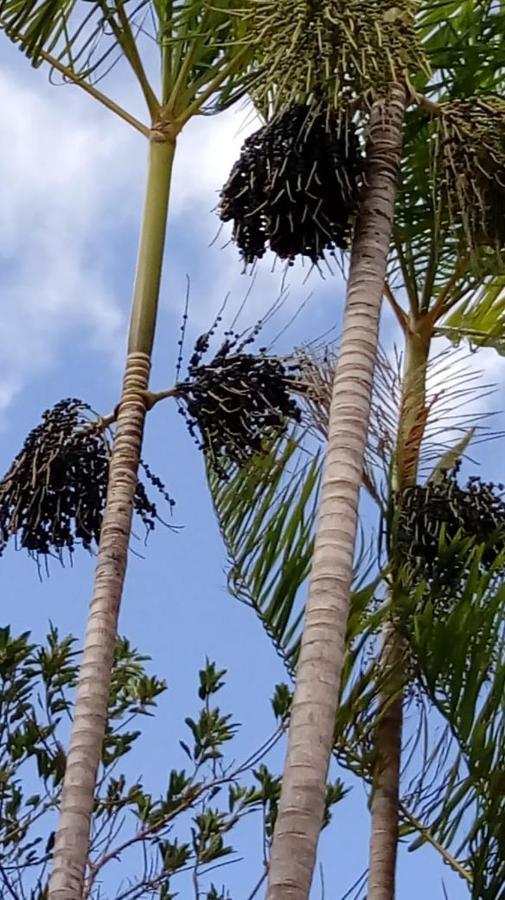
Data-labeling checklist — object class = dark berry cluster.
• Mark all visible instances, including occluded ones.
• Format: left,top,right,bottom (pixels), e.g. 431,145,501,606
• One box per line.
441,97,505,253
219,104,362,265
0,399,173,562
177,327,301,477
393,462,505,606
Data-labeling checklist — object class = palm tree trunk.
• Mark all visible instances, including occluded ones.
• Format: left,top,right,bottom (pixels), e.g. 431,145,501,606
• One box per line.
266,86,407,900
367,324,430,900
366,627,403,900
48,134,176,900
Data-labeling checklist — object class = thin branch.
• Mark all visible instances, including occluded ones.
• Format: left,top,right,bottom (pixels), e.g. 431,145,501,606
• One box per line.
192,858,199,900
384,282,408,333
414,93,444,117
399,804,473,885
246,869,268,900
426,256,470,326
111,0,160,118
0,865,20,900
0,21,150,137
86,788,204,892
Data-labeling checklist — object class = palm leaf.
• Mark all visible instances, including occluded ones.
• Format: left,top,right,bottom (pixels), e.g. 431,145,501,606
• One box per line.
0,0,253,123
403,546,505,897
209,432,321,670
417,0,505,97
438,276,505,355
0,0,147,78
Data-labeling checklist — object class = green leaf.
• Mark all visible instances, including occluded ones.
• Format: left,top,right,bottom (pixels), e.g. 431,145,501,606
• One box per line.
440,276,505,354
428,429,475,483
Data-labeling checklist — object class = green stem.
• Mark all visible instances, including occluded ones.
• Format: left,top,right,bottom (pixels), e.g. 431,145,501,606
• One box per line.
368,320,432,900
395,321,431,490
128,137,176,355
114,0,161,118
176,45,250,128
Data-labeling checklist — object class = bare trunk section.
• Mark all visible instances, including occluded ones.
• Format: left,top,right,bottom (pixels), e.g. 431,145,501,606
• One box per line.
367,629,403,900
48,353,150,897
266,87,407,900
367,323,431,900
48,135,175,900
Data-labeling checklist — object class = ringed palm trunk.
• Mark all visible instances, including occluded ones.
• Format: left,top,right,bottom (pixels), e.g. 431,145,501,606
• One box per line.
47,131,176,900
367,324,430,900
266,86,407,900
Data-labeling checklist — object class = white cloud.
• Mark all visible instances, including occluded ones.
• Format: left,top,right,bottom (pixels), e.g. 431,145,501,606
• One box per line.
0,67,141,411
0,54,342,416
0,63,267,414
170,102,260,218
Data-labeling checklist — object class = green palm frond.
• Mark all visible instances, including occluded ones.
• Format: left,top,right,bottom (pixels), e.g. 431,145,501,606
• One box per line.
403,548,505,898
209,432,321,670
416,0,505,98
438,276,505,355
0,0,149,79
155,0,254,116
0,0,253,125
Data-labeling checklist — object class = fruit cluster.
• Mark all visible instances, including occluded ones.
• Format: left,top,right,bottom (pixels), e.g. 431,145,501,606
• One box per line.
177,330,302,477
246,0,424,110
394,461,505,605
219,104,362,265
440,97,505,253
0,399,171,561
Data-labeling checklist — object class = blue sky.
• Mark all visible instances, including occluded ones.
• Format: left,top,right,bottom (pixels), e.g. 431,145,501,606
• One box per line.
1,32,503,900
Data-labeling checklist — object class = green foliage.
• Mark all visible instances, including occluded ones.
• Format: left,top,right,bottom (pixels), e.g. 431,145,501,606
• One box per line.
0,627,345,898
416,0,505,98
0,0,254,125
209,433,321,670
392,1,505,313
401,550,505,898
440,276,505,354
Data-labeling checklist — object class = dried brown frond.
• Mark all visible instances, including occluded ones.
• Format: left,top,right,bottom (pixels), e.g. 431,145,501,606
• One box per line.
289,341,500,497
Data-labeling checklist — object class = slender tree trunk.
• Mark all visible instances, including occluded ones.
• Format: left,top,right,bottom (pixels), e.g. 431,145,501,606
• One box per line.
367,628,403,900
48,133,176,900
266,87,407,900
367,324,430,900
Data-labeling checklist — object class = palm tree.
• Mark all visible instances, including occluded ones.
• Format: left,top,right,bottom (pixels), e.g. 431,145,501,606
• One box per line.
0,4,251,896
210,277,505,899
211,340,505,898
210,3,505,897
218,2,423,894
264,91,407,900
366,3,505,894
